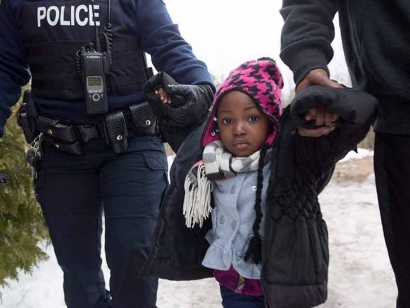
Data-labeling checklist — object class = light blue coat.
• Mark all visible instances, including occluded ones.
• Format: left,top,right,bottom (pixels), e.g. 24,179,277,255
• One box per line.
202,162,271,279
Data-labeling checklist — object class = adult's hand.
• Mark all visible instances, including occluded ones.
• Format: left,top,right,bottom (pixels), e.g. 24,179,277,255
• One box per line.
163,82,214,126
0,172,9,184
296,69,342,137
144,71,214,152
144,71,214,127
144,72,186,114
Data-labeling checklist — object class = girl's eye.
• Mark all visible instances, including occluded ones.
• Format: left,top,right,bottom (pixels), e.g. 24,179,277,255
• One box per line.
248,115,259,123
221,118,232,125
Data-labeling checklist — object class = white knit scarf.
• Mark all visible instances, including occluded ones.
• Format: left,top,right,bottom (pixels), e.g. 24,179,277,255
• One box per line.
183,140,270,228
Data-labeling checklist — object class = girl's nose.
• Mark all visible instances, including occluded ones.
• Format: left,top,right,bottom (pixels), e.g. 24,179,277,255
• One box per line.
233,122,245,136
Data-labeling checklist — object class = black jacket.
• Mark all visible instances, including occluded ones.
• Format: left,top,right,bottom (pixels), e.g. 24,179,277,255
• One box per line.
141,86,378,307
280,0,410,135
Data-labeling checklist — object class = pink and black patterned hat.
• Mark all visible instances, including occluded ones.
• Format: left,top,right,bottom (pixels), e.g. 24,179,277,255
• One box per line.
201,57,284,147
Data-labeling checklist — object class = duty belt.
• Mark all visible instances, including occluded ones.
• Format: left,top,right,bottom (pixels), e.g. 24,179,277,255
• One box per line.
19,101,159,156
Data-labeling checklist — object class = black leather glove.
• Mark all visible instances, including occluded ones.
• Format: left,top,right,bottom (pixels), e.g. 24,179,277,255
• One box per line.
161,82,214,127
144,72,214,126
0,172,9,184
144,72,215,152
144,72,186,113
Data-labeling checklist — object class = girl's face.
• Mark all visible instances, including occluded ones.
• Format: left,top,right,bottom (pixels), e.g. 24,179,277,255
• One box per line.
217,91,270,157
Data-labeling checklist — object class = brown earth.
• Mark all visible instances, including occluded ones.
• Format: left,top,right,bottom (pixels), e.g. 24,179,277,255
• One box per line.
331,156,374,183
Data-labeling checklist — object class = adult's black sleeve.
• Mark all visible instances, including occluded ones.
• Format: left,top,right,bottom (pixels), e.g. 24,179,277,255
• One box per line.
280,0,338,86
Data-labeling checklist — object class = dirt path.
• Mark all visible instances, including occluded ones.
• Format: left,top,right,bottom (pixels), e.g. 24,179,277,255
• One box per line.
332,156,374,183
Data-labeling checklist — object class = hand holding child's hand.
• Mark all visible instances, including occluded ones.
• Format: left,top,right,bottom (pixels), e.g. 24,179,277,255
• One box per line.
297,107,339,137
144,72,187,114
144,72,213,127
155,87,171,104
296,69,341,137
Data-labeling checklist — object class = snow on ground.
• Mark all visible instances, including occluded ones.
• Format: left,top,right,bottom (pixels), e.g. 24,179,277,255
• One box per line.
339,148,374,163
1,150,397,307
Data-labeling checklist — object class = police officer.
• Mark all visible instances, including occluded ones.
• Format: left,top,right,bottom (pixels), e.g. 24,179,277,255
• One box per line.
0,0,214,307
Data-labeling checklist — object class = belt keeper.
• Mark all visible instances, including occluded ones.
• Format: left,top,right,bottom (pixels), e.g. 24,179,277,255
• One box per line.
76,124,102,143
103,110,128,153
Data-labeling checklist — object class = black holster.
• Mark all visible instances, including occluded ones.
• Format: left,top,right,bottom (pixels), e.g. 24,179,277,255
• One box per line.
37,116,84,155
17,90,40,144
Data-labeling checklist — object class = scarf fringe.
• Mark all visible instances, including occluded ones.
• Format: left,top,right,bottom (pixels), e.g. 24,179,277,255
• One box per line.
183,162,213,228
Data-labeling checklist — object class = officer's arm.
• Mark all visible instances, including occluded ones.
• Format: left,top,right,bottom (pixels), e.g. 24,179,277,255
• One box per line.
280,0,338,87
135,0,214,90
0,1,31,137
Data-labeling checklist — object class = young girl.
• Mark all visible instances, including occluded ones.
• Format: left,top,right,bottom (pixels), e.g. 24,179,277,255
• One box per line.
141,58,378,307
181,58,284,308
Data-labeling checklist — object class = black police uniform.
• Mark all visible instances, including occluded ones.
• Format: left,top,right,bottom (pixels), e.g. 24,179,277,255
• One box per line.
0,0,214,307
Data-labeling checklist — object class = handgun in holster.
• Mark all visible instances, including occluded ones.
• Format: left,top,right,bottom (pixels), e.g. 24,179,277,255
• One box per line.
17,89,40,144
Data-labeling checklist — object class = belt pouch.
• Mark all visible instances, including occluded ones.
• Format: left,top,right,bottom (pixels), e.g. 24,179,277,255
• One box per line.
43,135,84,155
36,116,78,143
104,111,128,153
129,102,159,136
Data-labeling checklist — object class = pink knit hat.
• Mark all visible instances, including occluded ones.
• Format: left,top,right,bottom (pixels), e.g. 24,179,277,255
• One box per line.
201,57,284,147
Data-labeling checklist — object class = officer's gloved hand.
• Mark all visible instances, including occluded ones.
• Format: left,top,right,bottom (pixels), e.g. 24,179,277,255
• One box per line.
144,72,186,113
144,72,214,152
162,82,214,127
144,72,214,127
0,172,9,184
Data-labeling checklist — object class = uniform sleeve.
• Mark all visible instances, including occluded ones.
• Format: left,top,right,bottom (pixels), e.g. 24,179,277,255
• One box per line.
0,1,30,137
280,0,338,86
135,0,214,90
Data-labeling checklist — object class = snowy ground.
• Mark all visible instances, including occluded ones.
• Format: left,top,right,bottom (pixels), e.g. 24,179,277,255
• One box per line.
0,150,397,307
